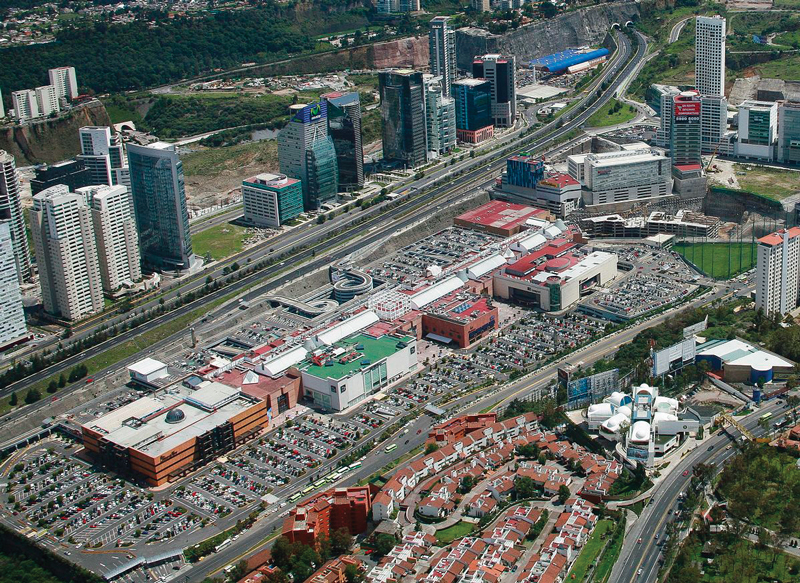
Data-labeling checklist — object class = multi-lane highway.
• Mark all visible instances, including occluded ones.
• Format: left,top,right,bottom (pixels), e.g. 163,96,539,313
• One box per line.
1,29,644,405
610,398,794,583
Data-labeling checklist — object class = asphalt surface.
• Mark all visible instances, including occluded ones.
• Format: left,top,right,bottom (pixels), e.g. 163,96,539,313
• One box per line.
610,397,794,583
2,29,641,406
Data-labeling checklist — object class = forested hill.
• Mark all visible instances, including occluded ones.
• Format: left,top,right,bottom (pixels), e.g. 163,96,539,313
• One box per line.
0,0,372,96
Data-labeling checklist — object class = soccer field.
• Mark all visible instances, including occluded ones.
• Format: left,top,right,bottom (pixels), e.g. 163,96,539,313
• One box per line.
673,241,756,279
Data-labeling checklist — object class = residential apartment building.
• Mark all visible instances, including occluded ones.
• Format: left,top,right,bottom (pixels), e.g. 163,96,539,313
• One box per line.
11,89,39,122
695,16,726,97
0,150,31,282
756,227,800,316
473,54,517,127
127,142,195,271
31,185,103,320
0,221,28,348
48,66,79,101
736,100,778,160
424,75,457,156
323,92,365,190
278,101,339,210
77,126,127,187
82,185,142,293
242,173,304,228
35,85,60,117
700,94,728,154
379,69,428,168
429,17,456,97
777,100,800,165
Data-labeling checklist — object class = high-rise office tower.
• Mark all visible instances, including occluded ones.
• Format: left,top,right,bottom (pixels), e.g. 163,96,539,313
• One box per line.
452,78,493,143
379,70,428,168
11,89,39,122
654,86,680,148
429,17,456,97
31,160,92,195
77,126,127,186
127,142,194,271
323,92,365,190
0,221,28,348
48,66,79,101
669,92,702,166
473,54,517,127
756,227,800,316
777,100,800,166
0,150,31,282
471,0,490,11
278,101,339,210
736,100,777,161
242,173,304,228
424,76,457,157
695,16,726,98
35,85,60,117
80,185,142,293
31,185,103,320
700,95,727,154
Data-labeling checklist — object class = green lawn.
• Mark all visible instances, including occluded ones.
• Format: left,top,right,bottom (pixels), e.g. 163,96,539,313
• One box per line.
435,521,475,545
586,99,637,128
674,242,757,280
774,30,800,49
566,519,614,581
753,54,800,81
191,222,250,261
736,165,800,201
775,0,800,7
593,521,625,582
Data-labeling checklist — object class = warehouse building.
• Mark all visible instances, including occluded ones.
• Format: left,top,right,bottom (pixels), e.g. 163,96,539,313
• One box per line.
454,200,551,237
81,381,268,486
696,338,794,385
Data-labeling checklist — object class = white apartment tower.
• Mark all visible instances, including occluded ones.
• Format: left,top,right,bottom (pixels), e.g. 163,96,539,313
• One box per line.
79,185,142,293
78,126,127,186
695,16,726,98
11,89,39,122
48,66,79,101
756,227,800,316
31,185,103,320
429,17,456,97
0,150,32,282
424,75,457,157
700,94,728,154
0,221,28,348
35,85,60,117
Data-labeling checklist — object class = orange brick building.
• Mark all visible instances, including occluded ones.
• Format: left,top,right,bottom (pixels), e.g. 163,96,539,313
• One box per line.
81,381,267,486
421,292,499,348
282,487,372,548
427,413,498,445
308,556,362,583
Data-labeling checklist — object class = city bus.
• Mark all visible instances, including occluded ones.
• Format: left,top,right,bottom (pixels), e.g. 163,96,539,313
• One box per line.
288,493,301,503
760,411,773,422
349,461,362,470
302,485,315,495
384,443,398,454
313,478,327,488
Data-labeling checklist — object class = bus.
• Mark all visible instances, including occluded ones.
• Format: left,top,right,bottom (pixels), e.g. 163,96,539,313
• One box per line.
349,461,362,470
760,412,773,422
313,478,327,488
288,493,301,503
302,485,315,494
384,443,398,453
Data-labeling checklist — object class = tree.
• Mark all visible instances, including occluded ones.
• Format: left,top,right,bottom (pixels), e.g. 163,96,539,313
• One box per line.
58,374,66,388
25,388,41,404
330,527,353,555
459,475,476,494
373,533,396,557
47,380,58,394
515,476,540,499
9,392,17,406
425,442,439,455
557,484,570,505
344,563,362,583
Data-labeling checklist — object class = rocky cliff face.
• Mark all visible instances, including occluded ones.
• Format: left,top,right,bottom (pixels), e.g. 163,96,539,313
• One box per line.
0,100,112,166
370,36,430,69
456,1,640,69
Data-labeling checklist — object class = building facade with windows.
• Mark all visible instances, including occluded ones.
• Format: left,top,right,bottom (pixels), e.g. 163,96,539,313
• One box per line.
48,66,79,101
777,100,800,165
670,92,702,166
0,221,28,348
242,173,304,228
695,16,726,98
473,54,516,127
127,142,194,271
452,78,493,143
424,76,457,156
0,150,31,282
736,100,777,160
756,227,800,316
323,92,365,190
380,69,428,168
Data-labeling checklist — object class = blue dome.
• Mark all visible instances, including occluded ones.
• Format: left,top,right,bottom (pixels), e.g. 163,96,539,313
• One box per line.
165,408,185,424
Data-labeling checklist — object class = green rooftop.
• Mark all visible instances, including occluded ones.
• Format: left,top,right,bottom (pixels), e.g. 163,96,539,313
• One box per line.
302,333,413,381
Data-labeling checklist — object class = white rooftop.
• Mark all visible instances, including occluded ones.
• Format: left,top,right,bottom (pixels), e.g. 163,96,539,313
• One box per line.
258,344,309,378
316,310,380,346
409,276,464,310
128,358,167,377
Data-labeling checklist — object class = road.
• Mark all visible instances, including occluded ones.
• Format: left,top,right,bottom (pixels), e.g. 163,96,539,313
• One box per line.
2,29,642,408
609,398,792,583
670,17,691,44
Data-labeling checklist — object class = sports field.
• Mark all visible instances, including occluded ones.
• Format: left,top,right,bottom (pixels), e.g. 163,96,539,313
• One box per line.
673,241,756,279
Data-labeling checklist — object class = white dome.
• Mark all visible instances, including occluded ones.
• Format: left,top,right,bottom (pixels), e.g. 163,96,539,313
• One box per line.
652,412,679,426
601,412,630,434
607,391,626,406
630,421,651,443
617,405,632,419
635,384,654,397
588,402,614,420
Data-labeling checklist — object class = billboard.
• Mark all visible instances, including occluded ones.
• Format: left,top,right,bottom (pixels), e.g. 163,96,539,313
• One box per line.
683,315,708,338
652,337,696,377
566,368,619,410
674,100,701,117
293,101,327,123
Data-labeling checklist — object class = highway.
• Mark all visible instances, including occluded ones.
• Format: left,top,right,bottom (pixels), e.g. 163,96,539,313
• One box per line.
2,28,642,405
610,397,794,583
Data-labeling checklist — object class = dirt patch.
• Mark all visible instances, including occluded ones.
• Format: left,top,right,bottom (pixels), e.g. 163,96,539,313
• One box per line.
687,386,744,407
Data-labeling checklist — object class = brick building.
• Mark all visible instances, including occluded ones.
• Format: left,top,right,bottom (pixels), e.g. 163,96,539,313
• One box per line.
282,487,372,548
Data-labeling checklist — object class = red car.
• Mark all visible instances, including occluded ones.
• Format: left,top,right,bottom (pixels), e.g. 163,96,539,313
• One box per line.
682,470,689,477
